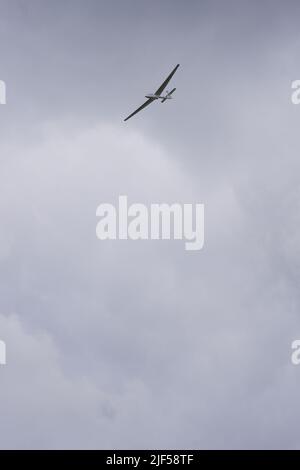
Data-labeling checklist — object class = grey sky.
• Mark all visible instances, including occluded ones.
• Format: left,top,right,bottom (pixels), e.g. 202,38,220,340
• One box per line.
0,0,300,449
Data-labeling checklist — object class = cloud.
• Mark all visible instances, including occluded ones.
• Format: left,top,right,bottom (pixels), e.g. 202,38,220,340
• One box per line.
0,118,299,449
0,121,199,448
1,0,300,450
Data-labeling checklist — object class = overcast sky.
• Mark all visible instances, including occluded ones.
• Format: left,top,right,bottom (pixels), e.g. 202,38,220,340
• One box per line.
1,0,300,449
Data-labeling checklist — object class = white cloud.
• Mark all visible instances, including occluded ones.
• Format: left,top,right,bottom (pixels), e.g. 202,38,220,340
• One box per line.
0,119,300,449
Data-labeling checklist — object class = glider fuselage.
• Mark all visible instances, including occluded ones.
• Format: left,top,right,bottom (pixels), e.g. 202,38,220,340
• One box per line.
145,93,172,100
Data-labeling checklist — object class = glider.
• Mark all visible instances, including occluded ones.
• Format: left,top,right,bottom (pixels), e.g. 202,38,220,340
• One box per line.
124,64,180,122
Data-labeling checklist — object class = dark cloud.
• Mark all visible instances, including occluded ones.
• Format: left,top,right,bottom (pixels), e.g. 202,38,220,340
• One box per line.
0,0,300,449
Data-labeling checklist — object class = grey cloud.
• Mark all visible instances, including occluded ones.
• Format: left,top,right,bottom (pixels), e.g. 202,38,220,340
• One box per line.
0,0,300,449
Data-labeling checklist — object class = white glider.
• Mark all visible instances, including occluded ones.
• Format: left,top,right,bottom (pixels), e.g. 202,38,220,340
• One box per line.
124,64,180,122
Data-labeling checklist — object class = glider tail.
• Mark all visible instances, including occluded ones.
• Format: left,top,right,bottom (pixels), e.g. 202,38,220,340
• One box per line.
161,88,176,103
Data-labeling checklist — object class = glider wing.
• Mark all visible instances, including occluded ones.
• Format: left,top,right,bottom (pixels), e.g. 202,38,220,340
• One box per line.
154,64,180,96
124,98,154,121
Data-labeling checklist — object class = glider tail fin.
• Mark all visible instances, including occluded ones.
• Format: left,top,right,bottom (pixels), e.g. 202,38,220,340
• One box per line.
161,88,176,103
